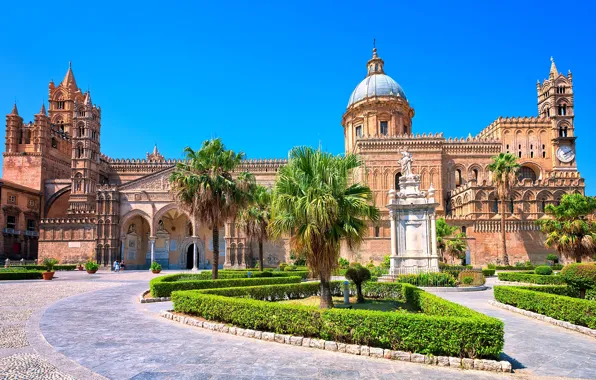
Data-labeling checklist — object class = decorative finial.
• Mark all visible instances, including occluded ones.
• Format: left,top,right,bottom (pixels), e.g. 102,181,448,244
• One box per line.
550,56,554,63
373,38,376,49
69,61,72,69
11,102,18,115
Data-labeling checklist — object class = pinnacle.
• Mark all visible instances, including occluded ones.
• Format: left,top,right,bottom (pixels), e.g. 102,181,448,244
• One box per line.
39,103,46,115
62,62,78,89
549,56,558,77
10,103,18,115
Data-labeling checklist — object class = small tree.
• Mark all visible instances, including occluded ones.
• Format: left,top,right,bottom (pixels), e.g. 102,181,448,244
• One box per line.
237,184,271,271
560,263,596,298
436,218,467,264
536,194,596,263
345,264,371,303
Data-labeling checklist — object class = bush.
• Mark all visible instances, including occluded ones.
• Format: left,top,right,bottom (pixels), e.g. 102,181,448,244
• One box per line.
279,263,288,271
458,270,485,286
497,272,566,285
394,272,457,287
439,263,473,278
482,269,496,277
173,281,503,358
560,263,596,298
546,253,559,263
197,270,310,280
283,265,297,272
494,285,596,329
150,274,302,297
42,257,58,272
494,265,535,271
534,265,553,275
552,264,564,271
338,257,349,269
0,270,43,280
84,261,99,271
150,262,162,271
21,265,76,271
487,263,496,269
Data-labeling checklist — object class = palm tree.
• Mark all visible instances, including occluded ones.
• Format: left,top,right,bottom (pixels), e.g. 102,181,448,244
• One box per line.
436,218,467,264
237,184,271,271
169,139,252,279
537,193,596,263
487,153,520,266
269,147,379,308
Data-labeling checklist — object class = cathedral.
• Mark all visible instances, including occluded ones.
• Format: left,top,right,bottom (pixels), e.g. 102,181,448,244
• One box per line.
1,49,584,269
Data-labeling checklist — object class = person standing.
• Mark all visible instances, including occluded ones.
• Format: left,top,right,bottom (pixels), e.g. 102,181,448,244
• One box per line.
113,260,120,273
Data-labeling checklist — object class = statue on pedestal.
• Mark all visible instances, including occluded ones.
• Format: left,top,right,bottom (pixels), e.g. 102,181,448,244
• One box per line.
400,150,413,177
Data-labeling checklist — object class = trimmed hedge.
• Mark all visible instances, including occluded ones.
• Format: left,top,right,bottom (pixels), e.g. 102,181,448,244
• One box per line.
0,270,43,280
497,272,566,285
482,269,496,277
150,274,302,297
494,285,596,329
493,265,535,271
534,265,553,275
393,272,457,287
195,270,310,280
8,265,77,271
173,281,504,359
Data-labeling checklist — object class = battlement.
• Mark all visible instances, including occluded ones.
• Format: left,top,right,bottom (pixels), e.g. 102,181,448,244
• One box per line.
477,116,551,138
40,217,96,225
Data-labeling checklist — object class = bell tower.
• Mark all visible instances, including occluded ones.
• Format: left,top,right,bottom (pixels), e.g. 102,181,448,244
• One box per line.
68,91,101,214
536,57,576,170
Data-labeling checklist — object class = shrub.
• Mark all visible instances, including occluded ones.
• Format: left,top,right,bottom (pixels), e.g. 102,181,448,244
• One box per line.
197,270,310,280
534,265,553,275
494,285,596,329
150,262,162,271
84,261,99,271
0,270,43,280
552,264,564,271
283,265,297,272
497,272,566,285
462,276,473,285
173,282,503,358
439,264,473,278
487,263,496,269
255,271,272,277
458,270,485,286
394,272,456,287
42,257,58,272
338,257,350,269
345,264,371,302
546,253,559,263
482,269,496,277
560,263,596,298
279,263,288,271
22,265,76,271
493,265,535,271
150,274,302,297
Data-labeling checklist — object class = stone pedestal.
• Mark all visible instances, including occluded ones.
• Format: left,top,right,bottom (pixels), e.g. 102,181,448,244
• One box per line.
383,174,440,278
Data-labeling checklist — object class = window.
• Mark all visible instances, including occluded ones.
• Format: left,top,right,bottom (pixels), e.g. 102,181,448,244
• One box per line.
7,215,16,229
374,226,380,238
51,138,58,149
539,199,546,213
472,169,478,181
379,121,388,136
8,195,16,204
518,166,537,182
76,145,84,158
543,151,546,158
530,151,534,158
395,172,402,190
509,199,514,214
27,219,35,231
455,169,462,187
79,126,84,137
461,226,467,234
518,151,522,158
506,144,509,153
79,110,86,117
558,104,567,116
355,125,363,138
492,199,499,213
57,101,65,110
547,108,550,117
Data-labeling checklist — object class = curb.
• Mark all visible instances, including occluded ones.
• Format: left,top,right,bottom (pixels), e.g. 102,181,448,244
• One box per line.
421,285,488,292
160,310,512,373
139,290,170,303
488,300,596,338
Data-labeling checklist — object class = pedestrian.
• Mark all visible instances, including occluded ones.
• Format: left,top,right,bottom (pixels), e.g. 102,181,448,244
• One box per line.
113,260,120,273
120,260,126,271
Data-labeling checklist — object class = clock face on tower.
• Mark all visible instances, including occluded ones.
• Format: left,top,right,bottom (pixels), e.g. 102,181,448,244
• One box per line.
556,146,575,163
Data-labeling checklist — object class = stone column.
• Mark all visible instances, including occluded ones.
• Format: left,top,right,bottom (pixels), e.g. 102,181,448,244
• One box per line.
389,210,397,258
430,213,437,257
149,236,156,264
192,236,198,271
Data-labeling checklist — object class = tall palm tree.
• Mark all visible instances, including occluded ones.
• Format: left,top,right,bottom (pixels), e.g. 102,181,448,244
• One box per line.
169,139,252,279
269,147,379,309
487,153,520,266
237,184,271,271
537,193,596,263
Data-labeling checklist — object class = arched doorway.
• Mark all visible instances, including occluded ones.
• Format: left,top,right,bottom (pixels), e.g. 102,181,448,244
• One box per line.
186,244,195,269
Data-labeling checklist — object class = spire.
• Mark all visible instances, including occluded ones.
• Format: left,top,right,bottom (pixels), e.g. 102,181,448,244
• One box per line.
366,42,385,76
84,91,92,106
39,103,46,115
549,56,558,78
62,61,78,90
10,103,18,115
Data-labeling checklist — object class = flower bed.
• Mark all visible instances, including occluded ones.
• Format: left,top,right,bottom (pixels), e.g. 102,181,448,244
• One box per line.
172,281,504,359
497,272,566,285
0,270,44,280
494,285,596,329
149,274,302,298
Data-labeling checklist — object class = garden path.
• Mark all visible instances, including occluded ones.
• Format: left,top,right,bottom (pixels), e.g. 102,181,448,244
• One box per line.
428,277,596,379
38,271,506,380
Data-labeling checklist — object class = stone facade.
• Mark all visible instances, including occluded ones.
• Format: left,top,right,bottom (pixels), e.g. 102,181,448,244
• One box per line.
0,52,585,267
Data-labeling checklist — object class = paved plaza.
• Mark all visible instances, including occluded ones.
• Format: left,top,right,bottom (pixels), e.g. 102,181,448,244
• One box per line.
0,271,595,379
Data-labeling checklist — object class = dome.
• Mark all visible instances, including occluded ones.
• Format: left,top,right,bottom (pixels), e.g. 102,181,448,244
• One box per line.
347,74,407,107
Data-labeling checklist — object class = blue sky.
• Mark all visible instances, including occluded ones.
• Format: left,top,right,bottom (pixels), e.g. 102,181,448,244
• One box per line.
1,1,594,194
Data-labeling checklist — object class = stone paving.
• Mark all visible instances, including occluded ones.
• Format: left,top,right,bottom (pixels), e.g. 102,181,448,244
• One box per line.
1,270,595,379
428,277,596,379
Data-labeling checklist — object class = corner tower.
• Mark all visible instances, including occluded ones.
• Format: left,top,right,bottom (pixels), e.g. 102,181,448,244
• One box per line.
342,47,414,153
536,57,577,171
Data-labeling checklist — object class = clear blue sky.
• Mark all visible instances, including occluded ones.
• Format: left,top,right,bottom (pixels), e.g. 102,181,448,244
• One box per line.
1,1,594,194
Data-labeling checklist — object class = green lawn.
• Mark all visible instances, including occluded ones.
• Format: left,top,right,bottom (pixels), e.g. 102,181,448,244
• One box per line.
278,296,417,312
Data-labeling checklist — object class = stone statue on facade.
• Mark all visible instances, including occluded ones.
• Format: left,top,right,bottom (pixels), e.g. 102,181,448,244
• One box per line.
400,150,413,177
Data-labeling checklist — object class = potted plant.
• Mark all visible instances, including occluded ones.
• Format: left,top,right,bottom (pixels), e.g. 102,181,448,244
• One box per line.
77,262,84,271
150,261,162,274
42,257,58,280
85,260,99,274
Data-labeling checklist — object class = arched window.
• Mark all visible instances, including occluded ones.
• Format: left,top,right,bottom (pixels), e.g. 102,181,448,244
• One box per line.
374,226,380,238
76,145,84,158
461,226,467,234
455,169,462,187
518,166,537,182
51,138,57,149
79,125,84,137
492,199,499,213
539,199,546,213
395,172,402,190
472,169,478,181
509,199,514,214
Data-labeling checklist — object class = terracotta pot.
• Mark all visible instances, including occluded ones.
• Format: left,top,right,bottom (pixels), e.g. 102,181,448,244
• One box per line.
77,266,84,271
42,271,55,280
87,269,98,274
152,270,161,274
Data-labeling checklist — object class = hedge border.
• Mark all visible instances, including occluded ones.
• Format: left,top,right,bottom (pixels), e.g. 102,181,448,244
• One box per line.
482,269,495,277
494,285,596,329
489,300,596,338
172,281,504,359
160,310,511,373
497,272,566,285
150,274,302,298
0,271,43,280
